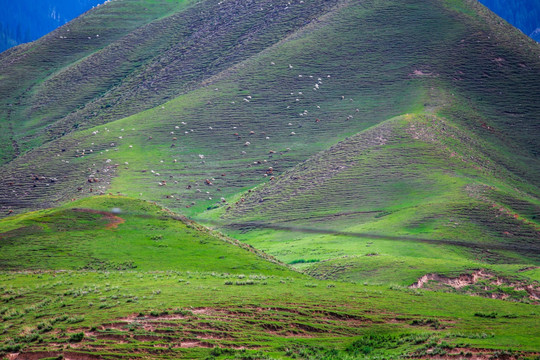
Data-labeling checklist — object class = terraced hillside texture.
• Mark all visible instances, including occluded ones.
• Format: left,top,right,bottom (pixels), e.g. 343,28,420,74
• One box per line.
1,0,540,358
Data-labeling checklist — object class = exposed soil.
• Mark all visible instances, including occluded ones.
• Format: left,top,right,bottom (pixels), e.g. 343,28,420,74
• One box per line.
408,347,539,360
8,352,103,360
71,208,125,229
42,304,379,356
410,269,540,302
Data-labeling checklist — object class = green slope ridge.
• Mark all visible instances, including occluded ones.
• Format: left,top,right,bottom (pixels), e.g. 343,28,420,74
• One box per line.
0,0,343,163
2,0,539,218
0,0,198,164
0,196,288,274
205,113,539,284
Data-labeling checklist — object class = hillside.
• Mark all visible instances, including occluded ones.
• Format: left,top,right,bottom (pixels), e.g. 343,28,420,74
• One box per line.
0,0,540,357
1,197,539,359
0,0,538,277
0,196,287,273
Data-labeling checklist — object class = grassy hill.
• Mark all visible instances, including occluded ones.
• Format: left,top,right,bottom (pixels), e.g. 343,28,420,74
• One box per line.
1,0,540,357
210,113,539,284
0,197,539,359
0,196,287,273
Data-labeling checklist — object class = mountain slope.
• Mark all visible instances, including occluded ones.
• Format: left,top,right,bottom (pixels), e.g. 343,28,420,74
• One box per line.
213,112,539,284
0,0,538,285
1,0,540,357
1,0,539,216
0,0,343,164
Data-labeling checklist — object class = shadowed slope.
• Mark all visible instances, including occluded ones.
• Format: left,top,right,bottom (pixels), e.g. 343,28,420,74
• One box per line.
0,0,197,163
0,0,342,163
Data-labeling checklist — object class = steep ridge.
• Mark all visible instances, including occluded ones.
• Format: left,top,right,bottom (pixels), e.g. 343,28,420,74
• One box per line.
0,0,198,164
0,0,342,163
215,113,539,282
1,0,539,221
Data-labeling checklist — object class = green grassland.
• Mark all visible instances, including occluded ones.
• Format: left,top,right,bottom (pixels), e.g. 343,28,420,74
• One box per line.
0,0,539,357
0,196,539,359
0,196,286,274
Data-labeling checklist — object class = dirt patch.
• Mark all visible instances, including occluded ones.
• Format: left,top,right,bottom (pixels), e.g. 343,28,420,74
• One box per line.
133,334,165,342
410,347,538,360
179,340,213,348
411,270,492,289
9,352,103,360
71,208,125,229
410,269,540,302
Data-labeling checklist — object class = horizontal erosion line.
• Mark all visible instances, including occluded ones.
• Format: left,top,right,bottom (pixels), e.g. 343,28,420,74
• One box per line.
208,221,536,252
